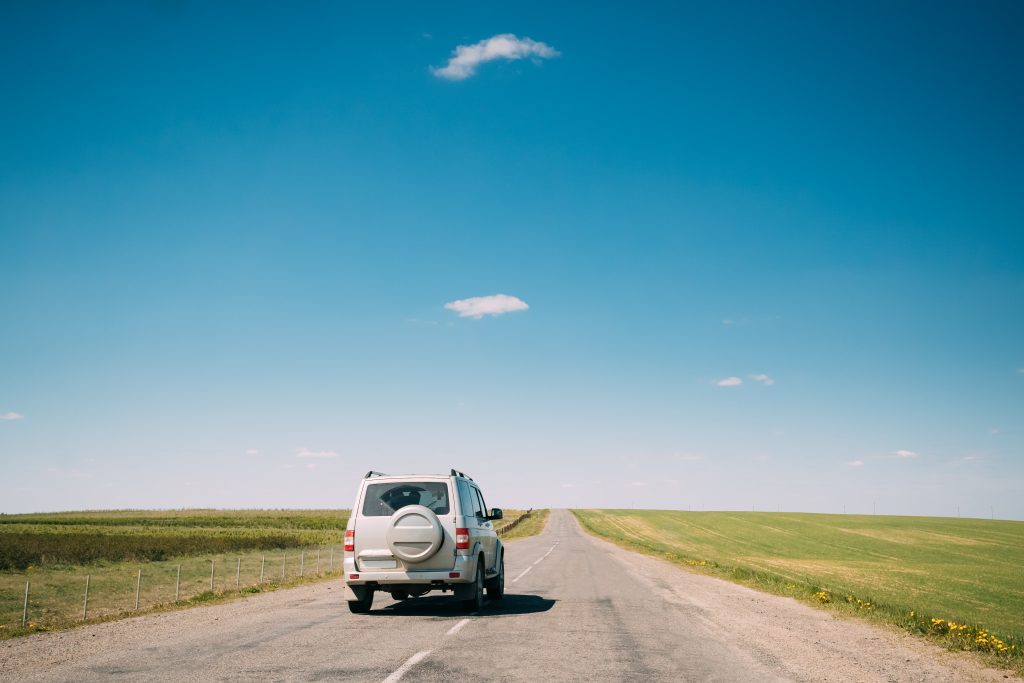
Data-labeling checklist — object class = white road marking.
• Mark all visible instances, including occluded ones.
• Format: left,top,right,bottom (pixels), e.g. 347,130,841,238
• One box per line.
511,565,532,583
446,618,470,636
512,540,559,583
382,650,431,683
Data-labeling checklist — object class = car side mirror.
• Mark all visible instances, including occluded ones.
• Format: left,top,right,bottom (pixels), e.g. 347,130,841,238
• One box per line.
488,508,503,521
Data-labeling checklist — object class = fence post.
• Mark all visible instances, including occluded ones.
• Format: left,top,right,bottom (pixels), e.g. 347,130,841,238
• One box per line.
300,551,304,577
316,549,321,576
83,575,91,621
175,564,181,602
260,555,265,584
330,547,334,572
281,554,286,581
22,580,30,628
135,569,142,610
236,557,241,590
210,560,215,592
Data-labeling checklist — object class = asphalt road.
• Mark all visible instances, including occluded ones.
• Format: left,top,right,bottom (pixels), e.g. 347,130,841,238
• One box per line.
0,510,1013,682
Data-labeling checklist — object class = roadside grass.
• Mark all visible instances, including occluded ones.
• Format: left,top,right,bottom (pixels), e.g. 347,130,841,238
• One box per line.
498,509,550,541
572,509,1024,675
0,562,345,640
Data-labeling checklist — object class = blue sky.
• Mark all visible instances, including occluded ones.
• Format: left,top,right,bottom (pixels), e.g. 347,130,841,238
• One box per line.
1,1,1022,517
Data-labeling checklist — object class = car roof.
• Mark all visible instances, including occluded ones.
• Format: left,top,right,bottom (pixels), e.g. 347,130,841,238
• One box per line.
364,474,454,482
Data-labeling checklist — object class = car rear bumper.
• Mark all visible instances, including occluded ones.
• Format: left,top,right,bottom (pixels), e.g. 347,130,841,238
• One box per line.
344,553,476,587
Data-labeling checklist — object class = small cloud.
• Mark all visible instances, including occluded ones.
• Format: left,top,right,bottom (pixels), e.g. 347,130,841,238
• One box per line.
963,455,980,461
750,374,775,386
1017,368,1024,374
245,449,259,455
847,460,865,467
1,412,24,421
444,294,529,319
432,34,559,81
895,450,917,458
306,463,318,470
630,481,647,487
295,448,338,459
721,319,735,326
716,377,743,387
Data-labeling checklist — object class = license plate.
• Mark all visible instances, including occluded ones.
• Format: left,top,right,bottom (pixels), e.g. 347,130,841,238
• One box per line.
360,559,397,569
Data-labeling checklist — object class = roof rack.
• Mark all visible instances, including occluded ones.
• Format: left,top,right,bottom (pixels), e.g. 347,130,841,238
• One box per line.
449,469,474,481
364,471,388,479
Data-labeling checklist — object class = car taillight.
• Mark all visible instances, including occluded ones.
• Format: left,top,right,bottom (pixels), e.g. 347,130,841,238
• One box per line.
455,528,469,550
344,530,355,552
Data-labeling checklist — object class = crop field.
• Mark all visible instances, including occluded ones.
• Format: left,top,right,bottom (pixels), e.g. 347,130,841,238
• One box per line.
573,509,1024,660
0,507,544,636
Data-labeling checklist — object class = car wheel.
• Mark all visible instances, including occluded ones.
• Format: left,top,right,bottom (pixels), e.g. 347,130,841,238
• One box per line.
348,588,374,614
485,555,504,600
390,589,410,601
462,559,484,613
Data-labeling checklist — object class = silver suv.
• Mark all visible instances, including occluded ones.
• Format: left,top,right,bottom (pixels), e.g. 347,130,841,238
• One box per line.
342,469,505,613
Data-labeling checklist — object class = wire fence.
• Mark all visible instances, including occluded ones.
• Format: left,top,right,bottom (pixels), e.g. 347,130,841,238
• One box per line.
2,544,345,632
496,508,533,535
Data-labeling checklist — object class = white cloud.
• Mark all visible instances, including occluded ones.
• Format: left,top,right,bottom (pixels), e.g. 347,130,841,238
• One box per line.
432,34,559,80
0,412,24,420
716,377,743,387
847,460,865,467
306,463,318,470
1018,368,1024,375
630,481,647,487
444,294,529,319
295,448,338,459
895,449,917,458
750,374,775,385
245,449,258,455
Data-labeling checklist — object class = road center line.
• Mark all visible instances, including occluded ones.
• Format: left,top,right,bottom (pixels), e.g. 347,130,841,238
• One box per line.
382,650,431,683
512,540,559,583
511,565,532,583
446,618,470,636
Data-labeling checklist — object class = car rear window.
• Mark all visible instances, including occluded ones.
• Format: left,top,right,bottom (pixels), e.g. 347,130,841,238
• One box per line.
362,482,451,517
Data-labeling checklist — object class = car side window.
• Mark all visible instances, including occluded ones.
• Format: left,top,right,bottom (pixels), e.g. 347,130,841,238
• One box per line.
457,479,476,517
472,487,487,519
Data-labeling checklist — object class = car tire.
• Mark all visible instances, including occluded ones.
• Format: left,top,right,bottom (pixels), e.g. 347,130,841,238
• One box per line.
485,555,504,600
348,589,374,614
462,559,484,613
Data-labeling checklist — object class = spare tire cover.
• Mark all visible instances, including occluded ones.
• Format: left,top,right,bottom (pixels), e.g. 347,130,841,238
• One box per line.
387,505,444,563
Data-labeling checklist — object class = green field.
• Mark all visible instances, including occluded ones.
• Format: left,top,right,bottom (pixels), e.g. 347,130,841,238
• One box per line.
573,509,1024,663
0,507,544,636
0,509,350,569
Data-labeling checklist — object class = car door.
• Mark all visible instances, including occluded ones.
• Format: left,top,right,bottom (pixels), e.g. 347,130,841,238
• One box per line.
472,485,497,569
